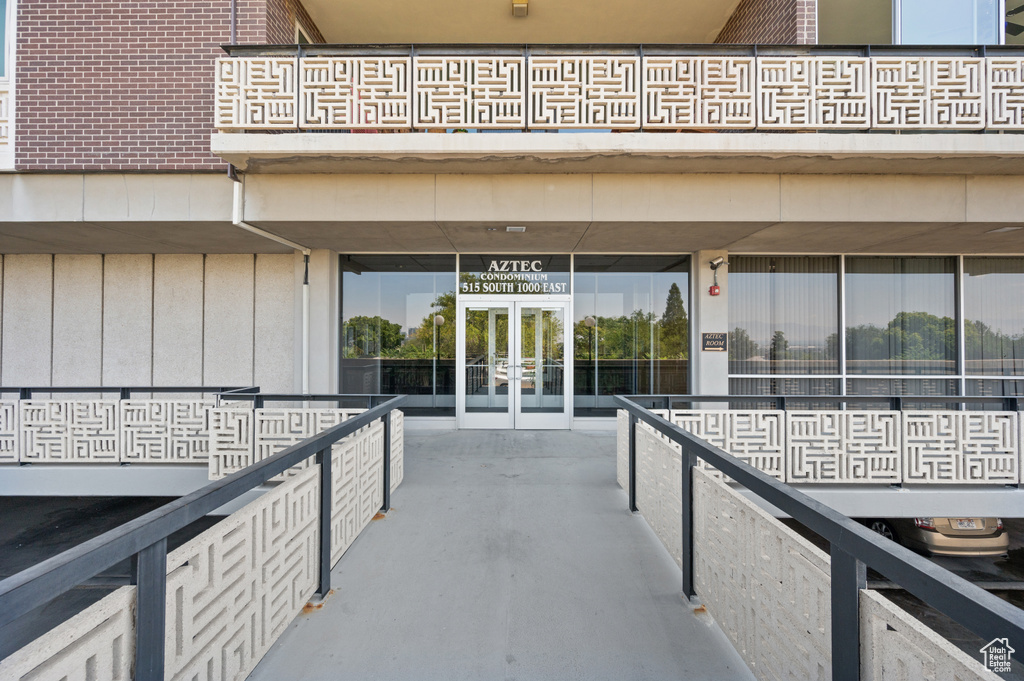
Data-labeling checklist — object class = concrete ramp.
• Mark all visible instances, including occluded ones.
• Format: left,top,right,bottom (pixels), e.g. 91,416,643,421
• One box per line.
248,430,753,681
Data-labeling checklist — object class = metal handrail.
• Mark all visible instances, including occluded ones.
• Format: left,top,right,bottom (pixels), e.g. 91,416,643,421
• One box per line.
221,42,1024,57
0,394,407,678
623,393,1022,411
615,394,1024,681
0,386,259,399
219,391,406,409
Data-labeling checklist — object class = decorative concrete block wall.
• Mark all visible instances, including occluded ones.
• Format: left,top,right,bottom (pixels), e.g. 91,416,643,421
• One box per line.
860,590,994,681
617,408,1021,485
164,465,319,681
694,466,832,680
218,53,1024,132
390,409,405,493
670,410,785,481
627,409,1004,681
787,411,901,484
120,400,216,463
635,421,683,566
903,412,1019,484
616,409,629,490
0,587,136,680
19,400,120,462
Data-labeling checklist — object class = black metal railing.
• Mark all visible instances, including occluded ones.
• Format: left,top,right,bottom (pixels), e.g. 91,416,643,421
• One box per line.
222,42,1024,59
0,394,406,680
0,386,259,399
625,393,1022,411
615,394,1024,681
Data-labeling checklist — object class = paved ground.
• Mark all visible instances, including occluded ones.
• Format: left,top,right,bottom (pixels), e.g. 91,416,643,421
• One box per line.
248,430,755,681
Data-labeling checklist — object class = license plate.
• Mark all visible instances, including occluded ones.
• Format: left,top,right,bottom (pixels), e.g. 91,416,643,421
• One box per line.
955,519,978,530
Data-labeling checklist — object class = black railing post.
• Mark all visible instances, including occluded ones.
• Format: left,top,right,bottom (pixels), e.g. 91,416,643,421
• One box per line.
628,413,638,513
315,446,332,597
381,412,392,513
830,545,865,681
120,387,131,400
681,449,696,598
131,537,168,681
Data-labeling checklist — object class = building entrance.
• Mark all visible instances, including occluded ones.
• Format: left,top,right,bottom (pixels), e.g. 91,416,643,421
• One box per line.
456,298,572,429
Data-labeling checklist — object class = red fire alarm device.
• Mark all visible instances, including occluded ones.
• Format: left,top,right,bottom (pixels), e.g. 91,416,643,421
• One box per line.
709,285,720,296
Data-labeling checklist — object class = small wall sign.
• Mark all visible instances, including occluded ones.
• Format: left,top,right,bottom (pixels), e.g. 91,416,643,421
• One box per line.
702,332,727,352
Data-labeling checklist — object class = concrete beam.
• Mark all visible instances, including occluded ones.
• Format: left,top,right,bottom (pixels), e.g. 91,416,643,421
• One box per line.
212,132,1024,175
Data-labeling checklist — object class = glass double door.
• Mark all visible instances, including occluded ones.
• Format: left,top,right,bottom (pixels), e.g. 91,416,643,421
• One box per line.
456,299,571,429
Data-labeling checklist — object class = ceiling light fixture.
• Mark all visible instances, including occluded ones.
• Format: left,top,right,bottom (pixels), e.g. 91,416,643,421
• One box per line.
512,0,528,17
506,225,527,233
986,226,1023,234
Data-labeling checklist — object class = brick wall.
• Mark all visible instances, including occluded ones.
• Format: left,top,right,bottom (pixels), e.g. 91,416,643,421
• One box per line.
267,0,326,44
14,0,323,172
715,0,817,44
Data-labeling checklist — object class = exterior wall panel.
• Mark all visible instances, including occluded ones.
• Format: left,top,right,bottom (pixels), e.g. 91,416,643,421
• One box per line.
153,254,205,388
0,253,297,392
102,255,153,387
1,254,52,386
203,254,256,387
254,253,296,394
52,255,103,388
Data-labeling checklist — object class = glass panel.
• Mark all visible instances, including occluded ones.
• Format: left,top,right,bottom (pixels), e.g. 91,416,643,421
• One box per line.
729,256,839,376
573,256,689,417
465,306,510,413
963,258,1024,376
818,0,893,44
340,255,456,416
0,0,6,78
966,378,1024,410
1008,0,1024,44
729,377,842,410
847,378,959,410
846,257,957,376
899,0,999,44
520,307,565,413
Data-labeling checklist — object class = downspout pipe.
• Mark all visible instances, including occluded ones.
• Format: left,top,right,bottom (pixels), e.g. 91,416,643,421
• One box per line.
231,178,313,395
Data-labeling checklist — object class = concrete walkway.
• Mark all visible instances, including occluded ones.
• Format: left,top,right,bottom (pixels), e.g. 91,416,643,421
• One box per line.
248,430,754,681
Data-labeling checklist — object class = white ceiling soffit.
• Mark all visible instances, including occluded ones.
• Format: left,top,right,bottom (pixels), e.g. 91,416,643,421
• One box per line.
300,0,743,45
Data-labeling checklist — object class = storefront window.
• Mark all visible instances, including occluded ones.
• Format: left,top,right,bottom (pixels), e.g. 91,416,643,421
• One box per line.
573,255,689,416
729,256,839,376
340,255,457,415
846,257,957,377
727,256,839,408
897,0,1000,44
963,257,1024,376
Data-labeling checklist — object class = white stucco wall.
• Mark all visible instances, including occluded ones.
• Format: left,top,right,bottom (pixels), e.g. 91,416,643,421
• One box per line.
0,253,300,392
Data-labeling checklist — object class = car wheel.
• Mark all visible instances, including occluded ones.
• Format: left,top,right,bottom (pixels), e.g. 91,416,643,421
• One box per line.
868,519,898,543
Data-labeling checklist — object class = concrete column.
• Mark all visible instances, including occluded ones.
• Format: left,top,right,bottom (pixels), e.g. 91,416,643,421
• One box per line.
307,250,339,394
691,250,729,401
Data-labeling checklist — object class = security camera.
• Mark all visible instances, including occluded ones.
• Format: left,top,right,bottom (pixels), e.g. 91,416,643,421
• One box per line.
709,257,728,270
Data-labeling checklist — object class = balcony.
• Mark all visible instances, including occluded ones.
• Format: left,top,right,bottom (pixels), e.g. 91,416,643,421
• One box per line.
212,44,1024,174
215,45,1024,132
